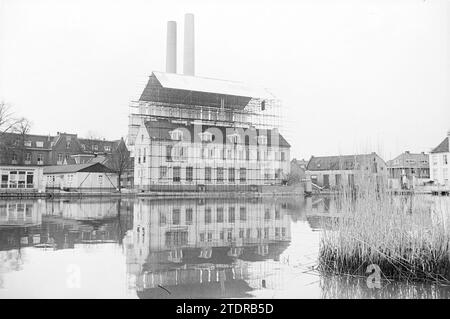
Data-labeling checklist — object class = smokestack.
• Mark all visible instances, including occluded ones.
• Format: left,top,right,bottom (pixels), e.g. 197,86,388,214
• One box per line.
166,21,177,73
183,13,195,76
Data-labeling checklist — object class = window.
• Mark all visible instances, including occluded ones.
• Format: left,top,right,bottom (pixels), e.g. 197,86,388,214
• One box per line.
281,152,286,161
257,135,267,145
240,207,246,221
25,153,31,161
66,141,71,149
205,167,212,182
172,209,180,225
239,168,246,183
216,167,224,182
228,207,235,223
261,100,266,111
228,133,240,144
264,169,271,180
98,175,103,185
24,141,32,147
37,154,43,163
142,148,146,163
93,145,98,151
216,207,224,223
444,155,448,165
57,153,63,162
228,168,235,182
199,132,213,142
170,129,183,141
173,166,181,182
265,208,271,220
205,208,212,223
186,166,193,182
36,141,44,148
185,208,193,224
166,145,173,161
159,166,167,179
105,146,111,152
81,144,86,150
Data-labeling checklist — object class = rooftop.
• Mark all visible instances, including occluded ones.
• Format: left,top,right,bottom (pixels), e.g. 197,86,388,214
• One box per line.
43,162,116,174
306,153,385,171
431,137,449,154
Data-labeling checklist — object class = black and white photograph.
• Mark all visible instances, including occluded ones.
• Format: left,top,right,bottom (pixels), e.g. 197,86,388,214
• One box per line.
1,0,450,306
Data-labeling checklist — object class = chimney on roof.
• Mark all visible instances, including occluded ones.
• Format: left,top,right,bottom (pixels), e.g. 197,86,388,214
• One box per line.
447,130,450,137
183,13,195,76
166,21,177,73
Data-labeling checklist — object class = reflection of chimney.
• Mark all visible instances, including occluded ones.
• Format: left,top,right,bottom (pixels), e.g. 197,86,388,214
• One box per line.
183,13,195,76
166,21,177,73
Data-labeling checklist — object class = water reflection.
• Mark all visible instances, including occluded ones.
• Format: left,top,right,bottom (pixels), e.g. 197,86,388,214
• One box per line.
125,198,294,298
0,195,449,298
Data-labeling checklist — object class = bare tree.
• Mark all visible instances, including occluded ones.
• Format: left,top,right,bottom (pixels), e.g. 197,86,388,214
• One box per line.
107,138,131,191
0,102,32,164
12,118,32,165
0,102,16,137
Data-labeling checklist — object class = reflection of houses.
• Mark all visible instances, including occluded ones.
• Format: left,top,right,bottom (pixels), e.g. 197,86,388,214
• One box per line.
387,151,430,190
430,131,450,186
44,162,118,191
124,198,291,298
304,197,340,230
306,153,388,190
0,199,133,251
0,200,43,228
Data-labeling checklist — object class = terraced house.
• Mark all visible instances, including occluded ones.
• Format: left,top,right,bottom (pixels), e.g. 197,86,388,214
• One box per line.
0,132,132,189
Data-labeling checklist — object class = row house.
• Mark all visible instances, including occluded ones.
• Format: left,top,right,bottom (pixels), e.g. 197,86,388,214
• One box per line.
0,132,132,189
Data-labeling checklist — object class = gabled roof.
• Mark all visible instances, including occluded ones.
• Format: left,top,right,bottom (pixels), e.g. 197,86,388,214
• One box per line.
306,153,385,171
151,71,275,100
431,137,449,154
142,120,290,148
43,162,115,174
386,151,429,168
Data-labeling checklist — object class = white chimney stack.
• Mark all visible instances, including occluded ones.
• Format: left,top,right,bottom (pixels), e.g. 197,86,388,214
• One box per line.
166,21,177,73
183,13,195,76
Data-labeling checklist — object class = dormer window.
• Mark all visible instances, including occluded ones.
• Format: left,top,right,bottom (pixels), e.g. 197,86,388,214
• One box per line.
227,133,240,144
105,146,111,152
93,145,98,151
170,129,183,141
199,132,213,142
24,141,32,147
36,141,44,148
257,135,267,145
81,144,86,150
66,141,71,149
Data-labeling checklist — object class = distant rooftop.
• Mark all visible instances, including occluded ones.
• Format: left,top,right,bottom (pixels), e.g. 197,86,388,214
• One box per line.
306,153,385,171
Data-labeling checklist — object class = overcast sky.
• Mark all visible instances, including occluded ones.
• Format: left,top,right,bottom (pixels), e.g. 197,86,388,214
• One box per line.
1,0,449,160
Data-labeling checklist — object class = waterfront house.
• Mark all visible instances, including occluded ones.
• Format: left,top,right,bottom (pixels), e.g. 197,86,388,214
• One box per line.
387,151,430,189
305,153,388,190
43,162,118,191
133,119,291,192
430,131,450,186
0,165,44,192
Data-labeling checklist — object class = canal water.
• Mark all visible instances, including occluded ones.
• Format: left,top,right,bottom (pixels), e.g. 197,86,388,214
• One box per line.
1,196,450,299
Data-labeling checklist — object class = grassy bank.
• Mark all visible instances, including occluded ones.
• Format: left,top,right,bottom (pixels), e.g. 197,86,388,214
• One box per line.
318,178,450,283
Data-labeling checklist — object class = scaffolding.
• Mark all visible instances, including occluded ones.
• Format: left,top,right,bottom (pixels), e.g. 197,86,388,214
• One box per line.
127,72,287,192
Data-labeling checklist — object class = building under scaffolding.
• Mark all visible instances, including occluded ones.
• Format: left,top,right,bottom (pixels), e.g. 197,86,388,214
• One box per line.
127,14,290,192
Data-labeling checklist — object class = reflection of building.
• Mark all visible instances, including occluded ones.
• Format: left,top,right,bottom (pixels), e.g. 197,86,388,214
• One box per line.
306,153,388,190
430,131,450,186
387,151,430,190
0,199,133,251
124,198,291,298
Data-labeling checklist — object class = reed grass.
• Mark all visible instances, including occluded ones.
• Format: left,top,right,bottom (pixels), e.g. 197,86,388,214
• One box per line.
318,175,450,283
